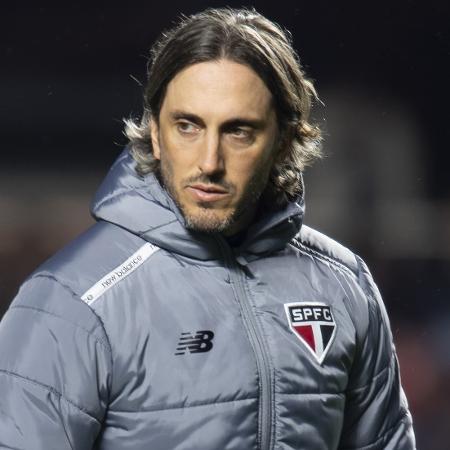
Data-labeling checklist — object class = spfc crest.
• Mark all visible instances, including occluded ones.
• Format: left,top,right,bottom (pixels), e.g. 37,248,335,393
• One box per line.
284,302,336,364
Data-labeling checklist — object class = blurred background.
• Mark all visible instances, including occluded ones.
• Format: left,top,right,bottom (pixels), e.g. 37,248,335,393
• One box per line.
1,1,449,447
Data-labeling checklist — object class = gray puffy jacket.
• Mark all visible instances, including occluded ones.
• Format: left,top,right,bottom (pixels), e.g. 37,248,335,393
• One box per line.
0,149,415,449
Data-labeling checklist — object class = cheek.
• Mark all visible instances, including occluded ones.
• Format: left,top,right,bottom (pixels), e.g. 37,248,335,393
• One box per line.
159,140,183,181
230,150,274,187
161,133,199,172
159,151,173,184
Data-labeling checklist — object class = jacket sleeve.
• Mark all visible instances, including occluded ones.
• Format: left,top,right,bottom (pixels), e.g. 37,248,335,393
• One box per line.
338,257,416,450
0,275,112,450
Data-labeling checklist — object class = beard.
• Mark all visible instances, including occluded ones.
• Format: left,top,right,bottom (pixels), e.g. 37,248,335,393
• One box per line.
158,155,272,235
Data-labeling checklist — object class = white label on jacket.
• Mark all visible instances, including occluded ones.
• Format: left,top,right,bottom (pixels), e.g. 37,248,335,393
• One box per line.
81,242,159,306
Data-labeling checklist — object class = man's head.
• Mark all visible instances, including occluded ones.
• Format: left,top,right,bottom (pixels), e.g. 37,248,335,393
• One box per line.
125,8,322,234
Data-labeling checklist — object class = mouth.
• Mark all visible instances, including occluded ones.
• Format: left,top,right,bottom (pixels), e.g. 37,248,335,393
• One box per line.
186,183,230,202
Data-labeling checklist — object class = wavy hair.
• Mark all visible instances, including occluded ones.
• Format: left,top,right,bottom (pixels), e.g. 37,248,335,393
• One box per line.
125,7,322,203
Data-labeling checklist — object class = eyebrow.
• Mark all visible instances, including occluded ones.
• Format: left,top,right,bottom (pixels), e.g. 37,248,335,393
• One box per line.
169,110,266,130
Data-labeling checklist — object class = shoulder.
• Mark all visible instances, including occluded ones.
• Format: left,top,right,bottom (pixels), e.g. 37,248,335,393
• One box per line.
291,225,386,341
291,225,360,278
294,227,386,309
0,223,132,421
292,225,383,304
6,221,159,340
31,221,149,297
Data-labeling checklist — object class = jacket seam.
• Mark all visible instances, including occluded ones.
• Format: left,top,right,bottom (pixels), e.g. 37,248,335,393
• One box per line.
242,274,277,450
94,178,162,213
340,408,409,449
345,352,395,393
290,239,357,279
29,273,114,399
30,272,78,295
139,218,179,234
354,256,383,311
226,278,263,444
0,369,102,425
111,396,258,414
30,273,113,349
94,187,134,210
9,305,110,352
277,391,345,396
293,241,397,395
30,273,113,352
291,238,367,364
353,256,397,390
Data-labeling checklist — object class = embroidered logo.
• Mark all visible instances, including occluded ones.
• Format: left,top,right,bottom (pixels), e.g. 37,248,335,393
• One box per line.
284,302,336,364
175,330,215,355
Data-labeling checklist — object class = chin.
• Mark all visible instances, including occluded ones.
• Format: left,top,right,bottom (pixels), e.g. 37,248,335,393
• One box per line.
183,207,235,234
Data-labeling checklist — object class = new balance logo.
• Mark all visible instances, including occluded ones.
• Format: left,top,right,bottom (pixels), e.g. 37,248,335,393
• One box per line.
175,330,214,355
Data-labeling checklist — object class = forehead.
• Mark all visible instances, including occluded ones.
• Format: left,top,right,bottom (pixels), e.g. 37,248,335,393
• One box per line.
161,59,274,121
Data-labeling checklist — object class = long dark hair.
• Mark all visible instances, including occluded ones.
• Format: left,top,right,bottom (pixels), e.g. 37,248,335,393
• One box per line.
125,7,322,202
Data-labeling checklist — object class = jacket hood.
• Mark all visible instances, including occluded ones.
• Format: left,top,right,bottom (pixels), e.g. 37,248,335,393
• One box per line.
91,149,304,261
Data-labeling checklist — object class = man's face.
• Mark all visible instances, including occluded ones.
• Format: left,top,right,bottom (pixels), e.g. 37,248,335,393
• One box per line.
151,59,279,235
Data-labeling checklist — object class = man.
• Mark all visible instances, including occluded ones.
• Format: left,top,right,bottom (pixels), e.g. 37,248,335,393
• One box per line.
0,7,415,449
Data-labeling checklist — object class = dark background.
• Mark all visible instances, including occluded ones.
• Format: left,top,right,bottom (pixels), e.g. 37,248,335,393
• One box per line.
1,1,449,448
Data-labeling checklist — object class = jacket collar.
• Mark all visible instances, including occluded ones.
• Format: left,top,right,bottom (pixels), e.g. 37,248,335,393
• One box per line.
91,149,304,261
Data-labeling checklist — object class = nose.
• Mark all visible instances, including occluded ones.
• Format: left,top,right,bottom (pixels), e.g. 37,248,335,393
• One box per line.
198,131,225,176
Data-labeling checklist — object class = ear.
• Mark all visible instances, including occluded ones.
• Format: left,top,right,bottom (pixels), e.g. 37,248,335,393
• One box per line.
150,118,161,160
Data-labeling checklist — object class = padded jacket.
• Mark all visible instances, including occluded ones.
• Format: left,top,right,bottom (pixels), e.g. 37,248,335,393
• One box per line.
0,149,415,449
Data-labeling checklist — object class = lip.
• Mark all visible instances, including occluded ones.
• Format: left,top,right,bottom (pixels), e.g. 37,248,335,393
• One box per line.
186,184,229,202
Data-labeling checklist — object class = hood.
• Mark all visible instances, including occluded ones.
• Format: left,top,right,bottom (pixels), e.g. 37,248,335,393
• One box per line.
91,149,304,262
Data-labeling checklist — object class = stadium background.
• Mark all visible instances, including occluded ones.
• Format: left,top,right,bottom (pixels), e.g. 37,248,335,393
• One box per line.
1,1,449,448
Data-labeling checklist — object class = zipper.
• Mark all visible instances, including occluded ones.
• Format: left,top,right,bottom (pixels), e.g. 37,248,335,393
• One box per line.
215,236,273,450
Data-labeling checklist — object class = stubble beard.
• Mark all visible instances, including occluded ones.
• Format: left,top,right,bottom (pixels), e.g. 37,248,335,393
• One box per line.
158,157,272,235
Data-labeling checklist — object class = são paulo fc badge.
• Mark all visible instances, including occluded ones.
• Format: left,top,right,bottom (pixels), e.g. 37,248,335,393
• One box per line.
284,302,336,364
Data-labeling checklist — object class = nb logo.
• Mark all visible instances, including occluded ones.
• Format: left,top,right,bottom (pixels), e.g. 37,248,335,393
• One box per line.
175,330,214,355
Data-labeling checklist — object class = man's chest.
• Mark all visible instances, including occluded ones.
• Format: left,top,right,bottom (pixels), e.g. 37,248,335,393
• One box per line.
96,255,357,449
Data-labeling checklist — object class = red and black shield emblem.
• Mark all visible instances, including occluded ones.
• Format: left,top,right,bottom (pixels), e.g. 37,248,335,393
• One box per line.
284,302,336,364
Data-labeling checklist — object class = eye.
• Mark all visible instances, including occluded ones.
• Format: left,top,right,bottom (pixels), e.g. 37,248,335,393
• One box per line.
231,128,248,137
176,121,200,135
228,127,254,143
